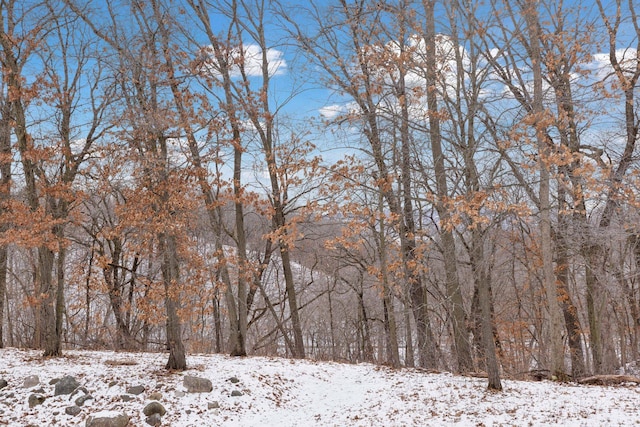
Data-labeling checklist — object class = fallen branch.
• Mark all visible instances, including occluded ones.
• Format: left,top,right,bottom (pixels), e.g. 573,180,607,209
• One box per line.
577,375,640,386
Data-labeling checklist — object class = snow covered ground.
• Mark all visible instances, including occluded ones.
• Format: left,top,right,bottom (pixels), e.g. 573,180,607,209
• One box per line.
0,347,639,426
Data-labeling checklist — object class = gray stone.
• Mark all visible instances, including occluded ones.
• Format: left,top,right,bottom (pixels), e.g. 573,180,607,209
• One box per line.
108,381,117,388
75,394,93,406
22,375,39,388
65,405,82,416
208,401,220,409
126,385,145,395
120,394,134,402
55,376,80,396
0,379,7,389
85,413,129,427
174,390,185,398
28,393,46,408
143,401,166,417
228,376,240,384
148,392,162,401
231,390,243,397
183,375,212,393
145,413,162,426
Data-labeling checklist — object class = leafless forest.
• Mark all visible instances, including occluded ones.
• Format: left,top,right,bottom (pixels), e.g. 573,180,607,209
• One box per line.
0,0,639,391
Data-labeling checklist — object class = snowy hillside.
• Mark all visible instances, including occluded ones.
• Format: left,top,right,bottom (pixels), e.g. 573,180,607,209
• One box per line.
0,348,638,426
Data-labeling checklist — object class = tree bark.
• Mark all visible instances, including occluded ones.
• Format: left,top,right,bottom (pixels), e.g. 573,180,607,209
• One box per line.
378,193,400,367
161,233,187,370
0,96,10,348
470,229,502,390
421,0,473,373
523,0,565,377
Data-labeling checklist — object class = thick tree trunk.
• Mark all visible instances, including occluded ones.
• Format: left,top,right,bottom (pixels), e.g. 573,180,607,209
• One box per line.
585,248,603,373
39,246,59,357
593,0,639,373
162,234,186,370
377,196,400,366
231,139,249,357
522,0,565,377
357,290,374,363
548,31,588,378
471,229,502,390
104,261,136,350
213,290,223,353
54,243,65,354
0,246,5,348
378,210,400,366
279,243,305,358
409,281,438,369
404,303,415,367
395,33,438,369
0,96,10,348
556,232,586,378
422,0,473,373
382,290,400,367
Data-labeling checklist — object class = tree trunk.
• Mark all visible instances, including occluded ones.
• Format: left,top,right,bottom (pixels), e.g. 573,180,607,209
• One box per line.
39,245,59,356
213,289,223,353
378,208,400,366
0,246,5,348
54,242,65,355
585,247,603,373
394,25,438,369
471,229,502,390
357,289,374,363
161,233,186,370
404,302,415,367
546,22,588,378
0,97,10,349
422,0,473,373
556,223,586,378
231,135,249,357
279,243,306,358
524,0,565,377
382,290,400,367
592,0,640,373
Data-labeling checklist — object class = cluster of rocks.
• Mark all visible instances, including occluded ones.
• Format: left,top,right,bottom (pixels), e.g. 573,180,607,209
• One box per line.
0,372,245,426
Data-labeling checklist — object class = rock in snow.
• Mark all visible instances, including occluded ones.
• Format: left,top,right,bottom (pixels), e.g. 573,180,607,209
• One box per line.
183,375,212,393
148,391,162,400
22,375,39,388
126,385,145,395
85,411,129,427
143,401,166,417
54,376,80,396
145,413,162,426
65,405,82,416
27,393,45,408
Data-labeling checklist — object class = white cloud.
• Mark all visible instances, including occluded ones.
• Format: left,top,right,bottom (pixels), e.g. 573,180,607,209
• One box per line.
69,138,89,155
318,101,363,121
200,43,287,79
240,44,287,77
319,104,345,119
592,48,638,80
